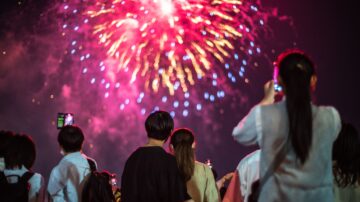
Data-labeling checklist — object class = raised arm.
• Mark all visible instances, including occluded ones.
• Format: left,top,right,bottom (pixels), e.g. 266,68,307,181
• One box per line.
232,106,261,145
232,81,276,146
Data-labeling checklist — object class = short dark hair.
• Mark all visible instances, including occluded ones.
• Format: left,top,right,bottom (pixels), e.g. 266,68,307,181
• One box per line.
5,134,36,170
0,130,14,157
145,111,174,141
58,125,84,153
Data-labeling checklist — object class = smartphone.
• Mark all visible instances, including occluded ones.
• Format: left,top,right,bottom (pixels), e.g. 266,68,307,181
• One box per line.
274,80,282,92
273,63,282,92
57,113,74,129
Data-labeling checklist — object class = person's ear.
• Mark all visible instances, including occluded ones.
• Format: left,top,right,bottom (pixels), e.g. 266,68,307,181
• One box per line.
192,142,196,149
59,146,65,156
310,75,317,91
169,144,174,153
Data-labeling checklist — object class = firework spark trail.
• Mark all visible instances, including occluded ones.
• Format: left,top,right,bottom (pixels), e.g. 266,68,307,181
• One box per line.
59,0,274,118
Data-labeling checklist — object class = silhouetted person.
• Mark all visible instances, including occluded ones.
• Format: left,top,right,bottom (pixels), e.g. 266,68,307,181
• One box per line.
0,130,14,171
1,134,45,202
47,125,96,202
121,111,191,202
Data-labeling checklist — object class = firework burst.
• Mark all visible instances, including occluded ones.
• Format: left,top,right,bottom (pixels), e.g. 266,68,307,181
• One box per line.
59,0,273,117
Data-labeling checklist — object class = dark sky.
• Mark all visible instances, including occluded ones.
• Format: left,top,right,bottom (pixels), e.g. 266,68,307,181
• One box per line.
1,0,359,182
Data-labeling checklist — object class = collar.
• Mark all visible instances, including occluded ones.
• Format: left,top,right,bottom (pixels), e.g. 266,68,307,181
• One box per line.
62,151,83,160
4,165,29,174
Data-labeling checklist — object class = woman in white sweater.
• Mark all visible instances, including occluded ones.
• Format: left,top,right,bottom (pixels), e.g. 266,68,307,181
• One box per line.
232,50,341,202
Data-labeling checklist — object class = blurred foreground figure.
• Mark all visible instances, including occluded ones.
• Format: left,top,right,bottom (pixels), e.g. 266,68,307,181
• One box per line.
333,123,360,202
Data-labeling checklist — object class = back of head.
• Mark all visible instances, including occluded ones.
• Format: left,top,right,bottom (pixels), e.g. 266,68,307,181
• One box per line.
5,134,36,170
82,171,115,202
0,130,14,157
277,50,315,86
333,123,360,187
145,110,174,141
276,49,315,164
170,128,195,181
58,125,84,153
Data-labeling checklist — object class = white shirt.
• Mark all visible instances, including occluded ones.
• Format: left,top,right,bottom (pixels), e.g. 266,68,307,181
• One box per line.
47,152,96,202
236,149,260,202
232,100,341,202
4,165,45,202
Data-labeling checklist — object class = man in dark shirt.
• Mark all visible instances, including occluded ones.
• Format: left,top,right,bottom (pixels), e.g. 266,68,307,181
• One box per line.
121,111,192,202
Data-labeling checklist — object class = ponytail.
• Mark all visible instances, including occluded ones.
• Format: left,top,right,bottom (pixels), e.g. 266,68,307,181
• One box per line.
170,128,195,181
277,50,315,164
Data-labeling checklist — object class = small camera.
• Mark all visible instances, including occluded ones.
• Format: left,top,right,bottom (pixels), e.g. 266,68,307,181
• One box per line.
57,113,74,129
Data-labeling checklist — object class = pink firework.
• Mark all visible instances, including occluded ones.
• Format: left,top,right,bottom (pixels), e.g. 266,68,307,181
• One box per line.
59,0,273,117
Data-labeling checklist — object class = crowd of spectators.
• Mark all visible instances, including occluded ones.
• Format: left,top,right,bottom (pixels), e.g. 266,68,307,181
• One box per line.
1,50,358,202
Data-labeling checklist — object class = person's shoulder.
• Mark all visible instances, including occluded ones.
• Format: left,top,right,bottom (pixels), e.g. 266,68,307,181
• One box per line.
237,149,261,171
57,154,72,165
314,105,340,120
258,100,285,114
81,153,98,170
158,150,178,168
28,172,44,189
194,161,212,172
194,161,207,167
82,153,96,163
50,154,80,174
31,172,43,180
123,148,143,166
245,149,261,161
143,146,172,158
49,162,63,179
316,105,339,114
162,150,177,162
315,105,341,135
126,147,173,164
194,162,215,180
128,146,163,158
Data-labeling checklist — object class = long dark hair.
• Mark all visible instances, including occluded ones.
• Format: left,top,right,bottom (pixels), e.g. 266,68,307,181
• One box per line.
82,171,116,202
170,128,195,182
333,123,360,187
276,50,315,164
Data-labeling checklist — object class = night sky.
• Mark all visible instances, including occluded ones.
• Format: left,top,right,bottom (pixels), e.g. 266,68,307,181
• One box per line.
1,0,359,183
